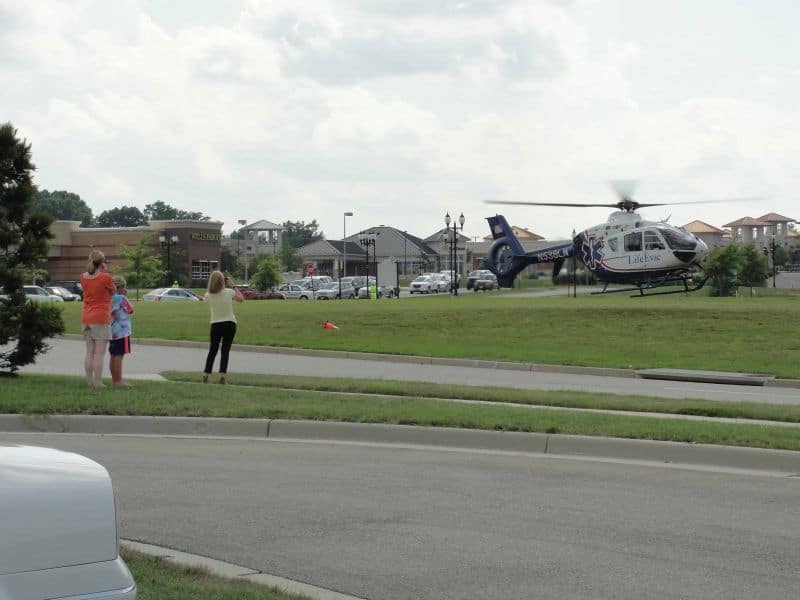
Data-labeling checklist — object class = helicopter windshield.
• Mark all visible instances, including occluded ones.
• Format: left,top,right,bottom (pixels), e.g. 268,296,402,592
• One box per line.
660,227,697,250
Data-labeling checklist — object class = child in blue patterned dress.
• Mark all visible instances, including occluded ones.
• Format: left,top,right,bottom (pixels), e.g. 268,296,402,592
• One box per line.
109,275,134,388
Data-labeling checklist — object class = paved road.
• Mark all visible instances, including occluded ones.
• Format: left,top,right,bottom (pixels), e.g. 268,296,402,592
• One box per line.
24,338,800,405
4,432,797,600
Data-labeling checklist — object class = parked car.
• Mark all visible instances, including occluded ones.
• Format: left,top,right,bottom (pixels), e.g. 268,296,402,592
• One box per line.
46,285,81,301
467,269,494,290
277,283,315,299
409,275,437,294
349,276,377,296
439,270,461,285
0,444,137,598
24,285,63,302
50,280,83,299
315,281,356,300
301,275,333,290
357,283,395,299
473,272,499,291
142,287,202,301
234,285,285,300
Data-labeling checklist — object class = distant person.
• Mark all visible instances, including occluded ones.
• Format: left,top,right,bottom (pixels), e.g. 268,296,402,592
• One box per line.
202,271,243,384
80,250,115,388
109,275,134,388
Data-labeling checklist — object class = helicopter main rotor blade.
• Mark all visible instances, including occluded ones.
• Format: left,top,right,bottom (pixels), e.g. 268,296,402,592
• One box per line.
486,200,620,208
632,196,763,208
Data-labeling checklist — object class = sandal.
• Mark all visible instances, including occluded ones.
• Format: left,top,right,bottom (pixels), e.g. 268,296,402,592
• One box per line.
218,375,227,385
202,373,209,384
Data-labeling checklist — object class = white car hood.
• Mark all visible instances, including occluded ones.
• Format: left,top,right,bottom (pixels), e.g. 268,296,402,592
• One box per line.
0,444,118,575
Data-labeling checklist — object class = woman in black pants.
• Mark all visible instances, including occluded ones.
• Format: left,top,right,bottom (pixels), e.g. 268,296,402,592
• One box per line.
203,271,244,384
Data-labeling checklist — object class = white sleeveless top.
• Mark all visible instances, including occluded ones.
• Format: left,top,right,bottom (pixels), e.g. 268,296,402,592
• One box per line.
205,288,237,324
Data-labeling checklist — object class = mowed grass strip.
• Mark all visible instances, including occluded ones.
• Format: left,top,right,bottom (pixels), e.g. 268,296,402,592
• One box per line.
3,375,799,451
122,549,310,600
57,295,800,377
162,371,800,423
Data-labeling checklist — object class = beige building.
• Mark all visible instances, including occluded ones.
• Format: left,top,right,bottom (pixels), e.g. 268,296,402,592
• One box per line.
46,219,223,284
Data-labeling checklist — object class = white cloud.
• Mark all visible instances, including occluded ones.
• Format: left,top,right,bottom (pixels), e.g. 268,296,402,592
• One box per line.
3,0,799,241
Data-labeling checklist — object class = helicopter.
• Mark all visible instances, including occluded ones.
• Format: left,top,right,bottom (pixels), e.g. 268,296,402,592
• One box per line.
484,183,722,297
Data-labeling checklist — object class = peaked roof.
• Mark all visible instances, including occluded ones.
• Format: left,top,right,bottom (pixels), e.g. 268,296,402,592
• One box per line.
682,220,725,234
756,212,796,223
424,228,471,243
241,219,282,231
722,216,768,228
482,225,544,241
327,240,366,255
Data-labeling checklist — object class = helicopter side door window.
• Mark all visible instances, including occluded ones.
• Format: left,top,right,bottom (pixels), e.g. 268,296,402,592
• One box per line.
624,232,642,252
643,230,665,250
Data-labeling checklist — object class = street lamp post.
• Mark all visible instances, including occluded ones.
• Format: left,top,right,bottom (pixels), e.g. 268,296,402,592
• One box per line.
341,211,353,299
403,231,407,277
359,231,379,298
237,219,247,281
443,212,465,296
159,233,179,286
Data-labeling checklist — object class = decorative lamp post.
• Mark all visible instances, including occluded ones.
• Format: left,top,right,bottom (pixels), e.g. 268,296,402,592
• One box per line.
359,231,379,298
159,233,179,286
443,212,465,296
341,211,353,299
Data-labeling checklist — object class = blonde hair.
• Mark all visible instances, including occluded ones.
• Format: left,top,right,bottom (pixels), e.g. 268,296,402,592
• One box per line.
207,270,225,294
87,250,106,274
112,275,126,289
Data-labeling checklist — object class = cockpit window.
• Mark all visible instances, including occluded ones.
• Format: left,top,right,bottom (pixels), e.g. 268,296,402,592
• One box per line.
644,230,665,250
661,228,697,250
608,237,618,252
624,232,642,251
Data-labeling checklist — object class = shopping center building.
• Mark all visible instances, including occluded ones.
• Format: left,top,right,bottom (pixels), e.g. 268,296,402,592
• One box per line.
45,219,223,284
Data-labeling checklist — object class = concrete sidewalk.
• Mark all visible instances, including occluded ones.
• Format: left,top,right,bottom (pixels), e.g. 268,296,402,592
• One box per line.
2,414,797,475
54,333,800,389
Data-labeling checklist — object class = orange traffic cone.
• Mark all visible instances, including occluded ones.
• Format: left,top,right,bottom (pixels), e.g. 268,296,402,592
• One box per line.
323,321,339,330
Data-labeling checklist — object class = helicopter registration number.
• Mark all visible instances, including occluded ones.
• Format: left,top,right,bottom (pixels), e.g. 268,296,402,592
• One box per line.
535,247,571,262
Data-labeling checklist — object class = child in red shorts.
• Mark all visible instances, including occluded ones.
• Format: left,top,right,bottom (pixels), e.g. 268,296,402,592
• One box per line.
109,276,134,387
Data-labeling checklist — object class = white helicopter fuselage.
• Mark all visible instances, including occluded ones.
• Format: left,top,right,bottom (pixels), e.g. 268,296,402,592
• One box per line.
577,211,709,284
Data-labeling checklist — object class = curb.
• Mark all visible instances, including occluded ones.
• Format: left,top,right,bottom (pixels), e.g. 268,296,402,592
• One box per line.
3,414,798,474
61,334,800,387
122,540,364,600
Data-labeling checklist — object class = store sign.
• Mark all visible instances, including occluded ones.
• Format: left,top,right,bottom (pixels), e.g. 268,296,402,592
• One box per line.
190,232,222,241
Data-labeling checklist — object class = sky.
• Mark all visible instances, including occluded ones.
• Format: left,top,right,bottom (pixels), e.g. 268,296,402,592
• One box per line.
2,0,799,242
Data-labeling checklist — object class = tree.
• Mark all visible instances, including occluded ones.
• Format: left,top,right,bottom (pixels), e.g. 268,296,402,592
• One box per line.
220,245,243,278
95,206,147,227
280,243,302,271
282,219,323,248
33,189,93,226
117,234,165,300
739,243,769,288
249,255,281,291
0,123,65,374
704,244,740,297
773,244,790,267
144,200,210,221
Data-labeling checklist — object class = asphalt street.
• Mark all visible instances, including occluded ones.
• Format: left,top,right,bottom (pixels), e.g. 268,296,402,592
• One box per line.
4,432,798,600
23,337,800,405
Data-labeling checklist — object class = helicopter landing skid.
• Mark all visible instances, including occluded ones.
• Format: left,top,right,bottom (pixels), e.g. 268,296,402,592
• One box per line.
591,274,708,297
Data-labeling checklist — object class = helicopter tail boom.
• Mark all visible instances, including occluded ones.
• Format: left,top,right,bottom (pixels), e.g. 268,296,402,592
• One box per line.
485,215,573,287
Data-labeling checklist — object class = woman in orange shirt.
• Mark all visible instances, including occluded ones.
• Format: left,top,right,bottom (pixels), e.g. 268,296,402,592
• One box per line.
80,250,115,388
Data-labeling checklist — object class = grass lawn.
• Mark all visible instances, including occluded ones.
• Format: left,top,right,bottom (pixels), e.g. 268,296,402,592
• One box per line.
123,549,310,600
57,294,800,377
3,374,799,451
